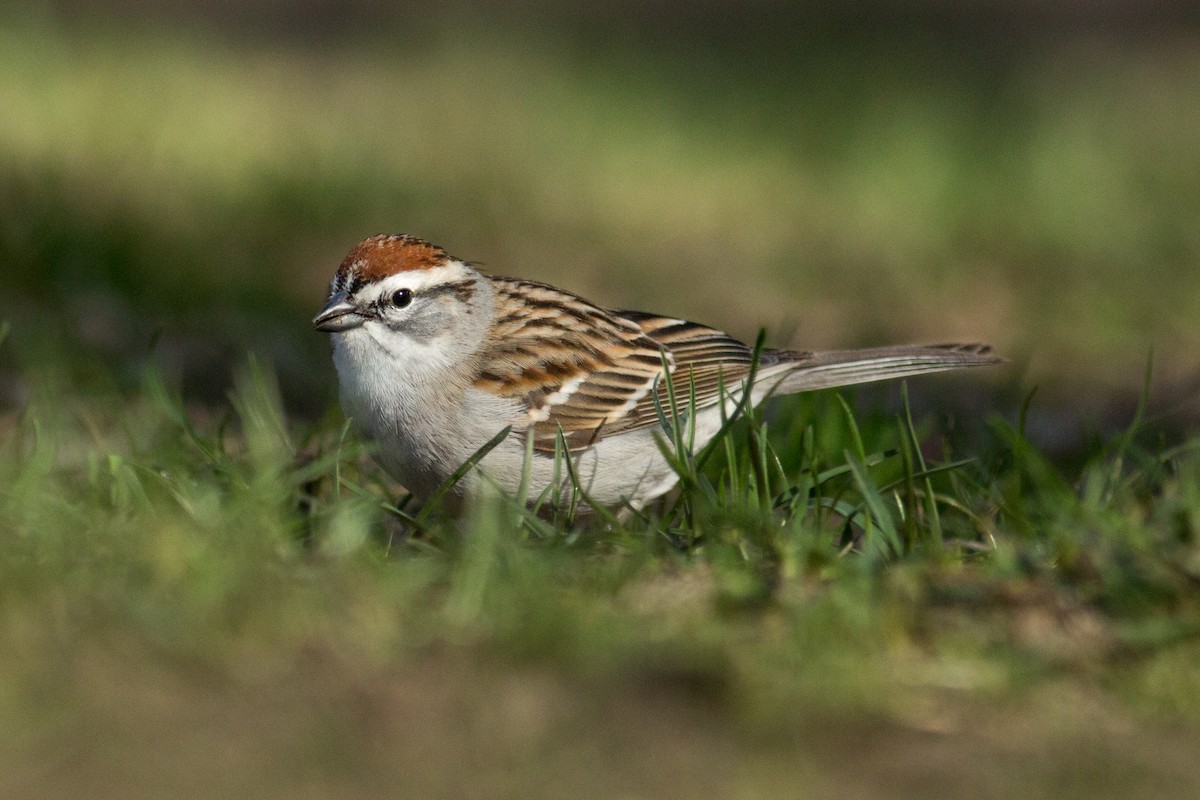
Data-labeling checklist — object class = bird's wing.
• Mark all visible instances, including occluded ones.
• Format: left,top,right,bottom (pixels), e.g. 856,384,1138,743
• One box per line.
615,311,760,423
476,279,677,453
477,279,1001,453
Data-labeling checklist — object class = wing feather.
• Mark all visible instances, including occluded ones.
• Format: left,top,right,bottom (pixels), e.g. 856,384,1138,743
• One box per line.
475,282,1001,454
475,280,672,451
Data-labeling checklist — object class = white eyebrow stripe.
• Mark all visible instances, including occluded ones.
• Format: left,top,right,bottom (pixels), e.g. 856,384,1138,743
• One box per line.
354,262,471,302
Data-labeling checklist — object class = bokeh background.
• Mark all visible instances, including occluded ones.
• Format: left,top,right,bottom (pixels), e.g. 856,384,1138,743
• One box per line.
3,0,1199,447
5,4,1200,798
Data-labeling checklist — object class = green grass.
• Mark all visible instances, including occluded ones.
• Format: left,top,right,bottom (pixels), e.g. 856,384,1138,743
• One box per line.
3,355,1200,798
3,8,1200,797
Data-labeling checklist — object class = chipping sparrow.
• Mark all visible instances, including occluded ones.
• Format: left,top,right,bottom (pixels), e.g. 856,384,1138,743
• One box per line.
314,234,1002,511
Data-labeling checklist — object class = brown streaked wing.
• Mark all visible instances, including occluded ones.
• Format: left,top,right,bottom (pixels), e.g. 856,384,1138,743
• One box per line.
618,311,757,425
476,278,673,452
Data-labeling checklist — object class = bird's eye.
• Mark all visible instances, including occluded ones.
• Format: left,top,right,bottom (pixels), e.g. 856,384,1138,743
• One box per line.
391,289,413,308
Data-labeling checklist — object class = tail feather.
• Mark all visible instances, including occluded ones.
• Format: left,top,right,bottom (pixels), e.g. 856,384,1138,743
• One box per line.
765,343,1004,395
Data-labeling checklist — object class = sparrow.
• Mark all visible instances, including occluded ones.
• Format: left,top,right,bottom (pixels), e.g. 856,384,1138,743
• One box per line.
314,234,1002,512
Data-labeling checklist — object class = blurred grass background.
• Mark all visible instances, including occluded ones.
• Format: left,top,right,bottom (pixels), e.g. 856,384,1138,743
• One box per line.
3,1,1199,428
4,2,1200,798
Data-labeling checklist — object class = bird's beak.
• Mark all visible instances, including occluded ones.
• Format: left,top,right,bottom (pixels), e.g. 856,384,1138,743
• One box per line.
313,291,366,332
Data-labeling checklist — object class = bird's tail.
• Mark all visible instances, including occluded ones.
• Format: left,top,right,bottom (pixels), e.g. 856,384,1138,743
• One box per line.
762,343,1004,395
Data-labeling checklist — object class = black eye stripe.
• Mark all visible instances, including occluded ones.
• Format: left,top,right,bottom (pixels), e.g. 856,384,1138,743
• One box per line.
422,279,476,303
